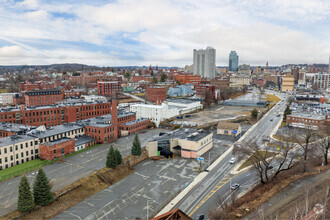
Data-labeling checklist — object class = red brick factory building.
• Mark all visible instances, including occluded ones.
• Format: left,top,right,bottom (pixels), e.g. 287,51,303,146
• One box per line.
97,81,121,97
146,86,167,104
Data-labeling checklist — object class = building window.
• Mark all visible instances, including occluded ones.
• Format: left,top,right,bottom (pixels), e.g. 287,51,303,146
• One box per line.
54,149,56,154
61,148,64,154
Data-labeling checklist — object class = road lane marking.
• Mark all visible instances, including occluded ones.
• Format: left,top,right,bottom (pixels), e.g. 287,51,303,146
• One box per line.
188,167,247,217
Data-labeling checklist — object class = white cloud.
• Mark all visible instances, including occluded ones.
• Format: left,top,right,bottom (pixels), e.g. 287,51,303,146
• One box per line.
0,45,26,57
0,0,329,66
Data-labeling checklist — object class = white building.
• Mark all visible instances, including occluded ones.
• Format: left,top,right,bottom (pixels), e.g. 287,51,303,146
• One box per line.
130,100,203,127
193,47,216,79
0,93,15,106
230,75,251,87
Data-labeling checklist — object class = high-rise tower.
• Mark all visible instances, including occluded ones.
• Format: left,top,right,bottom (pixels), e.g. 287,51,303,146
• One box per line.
229,51,239,71
193,47,216,79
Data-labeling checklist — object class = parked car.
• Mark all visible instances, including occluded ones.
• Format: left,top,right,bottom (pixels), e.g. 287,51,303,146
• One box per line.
231,183,240,190
270,119,273,121
268,165,273,169
229,157,236,164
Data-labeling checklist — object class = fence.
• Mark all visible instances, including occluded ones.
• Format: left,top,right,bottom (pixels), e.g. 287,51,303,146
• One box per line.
0,160,50,182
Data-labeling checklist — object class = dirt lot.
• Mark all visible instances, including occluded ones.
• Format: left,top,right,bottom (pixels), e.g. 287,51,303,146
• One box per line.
172,105,265,126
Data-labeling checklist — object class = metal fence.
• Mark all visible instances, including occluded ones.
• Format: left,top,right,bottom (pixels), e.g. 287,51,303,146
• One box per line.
0,160,49,182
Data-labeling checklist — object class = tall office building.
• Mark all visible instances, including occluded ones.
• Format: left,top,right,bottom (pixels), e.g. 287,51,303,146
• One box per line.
193,47,216,79
229,51,239,71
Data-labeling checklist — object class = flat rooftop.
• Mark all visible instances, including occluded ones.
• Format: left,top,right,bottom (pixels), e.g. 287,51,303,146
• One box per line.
152,128,212,142
75,135,95,146
42,137,72,146
0,135,36,148
0,123,35,132
29,124,84,139
288,113,325,120
122,118,149,126
166,98,201,104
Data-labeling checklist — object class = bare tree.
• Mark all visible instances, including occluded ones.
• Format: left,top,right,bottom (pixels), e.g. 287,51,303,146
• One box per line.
287,95,294,105
272,134,297,179
233,141,276,184
316,124,330,166
292,127,316,173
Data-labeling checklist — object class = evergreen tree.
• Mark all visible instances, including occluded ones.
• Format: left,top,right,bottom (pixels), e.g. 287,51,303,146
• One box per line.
33,168,54,206
17,175,34,212
106,145,117,168
251,108,258,119
160,73,167,82
114,149,122,165
131,134,142,156
283,105,292,121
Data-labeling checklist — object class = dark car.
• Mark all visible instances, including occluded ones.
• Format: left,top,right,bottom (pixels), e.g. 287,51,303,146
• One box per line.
195,214,205,220
231,183,240,190
268,165,273,169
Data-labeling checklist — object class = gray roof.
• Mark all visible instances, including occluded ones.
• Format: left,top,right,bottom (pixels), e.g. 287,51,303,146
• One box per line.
122,118,149,126
75,135,95,146
0,135,37,148
167,99,200,104
152,128,212,142
43,137,72,146
29,124,84,139
0,122,35,133
288,113,325,120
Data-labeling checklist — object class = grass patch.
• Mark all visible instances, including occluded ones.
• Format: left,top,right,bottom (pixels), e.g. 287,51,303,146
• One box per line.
0,159,53,180
280,121,286,128
64,144,102,159
238,151,277,171
134,93,145,97
265,94,281,103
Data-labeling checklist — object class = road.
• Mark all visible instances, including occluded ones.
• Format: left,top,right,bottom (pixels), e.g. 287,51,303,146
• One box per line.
0,128,167,217
174,91,288,219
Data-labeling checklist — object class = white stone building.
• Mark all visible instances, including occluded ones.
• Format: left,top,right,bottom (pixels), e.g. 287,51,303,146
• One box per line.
0,93,15,106
193,47,216,79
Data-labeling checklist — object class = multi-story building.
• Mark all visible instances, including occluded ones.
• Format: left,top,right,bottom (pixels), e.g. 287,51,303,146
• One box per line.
230,75,250,87
313,73,330,89
281,75,295,91
0,100,115,127
97,81,121,97
63,89,83,99
238,64,250,75
168,85,192,97
286,114,329,130
19,81,55,92
173,73,201,86
25,89,63,107
39,138,75,160
193,47,216,79
0,135,39,170
146,86,167,104
119,118,150,136
229,51,239,72
0,93,15,106
196,84,215,99
146,128,213,159
211,77,230,88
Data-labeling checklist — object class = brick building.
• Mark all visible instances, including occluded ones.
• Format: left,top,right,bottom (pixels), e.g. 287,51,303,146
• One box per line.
252,78,266,87
196,84,215,99
281,75,294,91
286,114,330,130
0,100,115,127
146,86,167,104
0,123,35,138
210,77,230,88
25,89,63,107
132,75,153,83
39,138,75,160
119,118,150,136
173,74,201,86
63,89,83,99
19,81,55,92
97,81,121,97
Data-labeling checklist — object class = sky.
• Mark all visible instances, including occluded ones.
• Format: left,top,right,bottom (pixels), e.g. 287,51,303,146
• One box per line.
0,0,329,67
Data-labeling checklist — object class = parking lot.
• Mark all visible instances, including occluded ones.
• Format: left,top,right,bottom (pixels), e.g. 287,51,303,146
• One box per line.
53,128,246,219
0,128,168,217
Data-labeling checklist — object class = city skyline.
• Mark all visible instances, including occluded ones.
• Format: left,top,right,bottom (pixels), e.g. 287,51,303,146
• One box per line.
0,0,329,66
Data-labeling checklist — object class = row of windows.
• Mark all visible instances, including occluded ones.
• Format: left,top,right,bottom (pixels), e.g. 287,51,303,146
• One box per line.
40,129,83,144
0,155,38,170
0,149,38,164
0,141,37,155
121,121,148,131
288,117,323,124
87,126,115,133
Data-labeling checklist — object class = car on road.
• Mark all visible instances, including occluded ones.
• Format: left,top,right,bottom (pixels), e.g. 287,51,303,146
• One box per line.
231,183,240,190
229,157,236,164
276,114,281,117
195,214,205,220
270,118,273,121
268,165,273,169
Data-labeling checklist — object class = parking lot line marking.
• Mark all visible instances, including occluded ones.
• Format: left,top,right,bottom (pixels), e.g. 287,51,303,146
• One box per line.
102,210,109,220
126,194,133,202
109,206,115,215
116,202,121,210
121,199,127,206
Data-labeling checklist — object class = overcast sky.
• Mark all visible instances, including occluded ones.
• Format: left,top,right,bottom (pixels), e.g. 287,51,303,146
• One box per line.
0,0,329,67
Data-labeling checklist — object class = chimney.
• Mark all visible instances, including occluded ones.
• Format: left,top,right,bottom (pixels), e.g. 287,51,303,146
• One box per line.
111,99,117,125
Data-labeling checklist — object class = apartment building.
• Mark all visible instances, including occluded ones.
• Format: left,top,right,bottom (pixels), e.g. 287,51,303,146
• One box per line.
97,81,121,97
24,89,63,107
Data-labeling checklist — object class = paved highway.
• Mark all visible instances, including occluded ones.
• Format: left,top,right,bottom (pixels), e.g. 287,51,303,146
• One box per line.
175,91,288,219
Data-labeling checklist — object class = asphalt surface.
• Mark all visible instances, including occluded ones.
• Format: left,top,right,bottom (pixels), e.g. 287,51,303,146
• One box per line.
174,91,288,219
0,128,167,217
53,131,237,220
